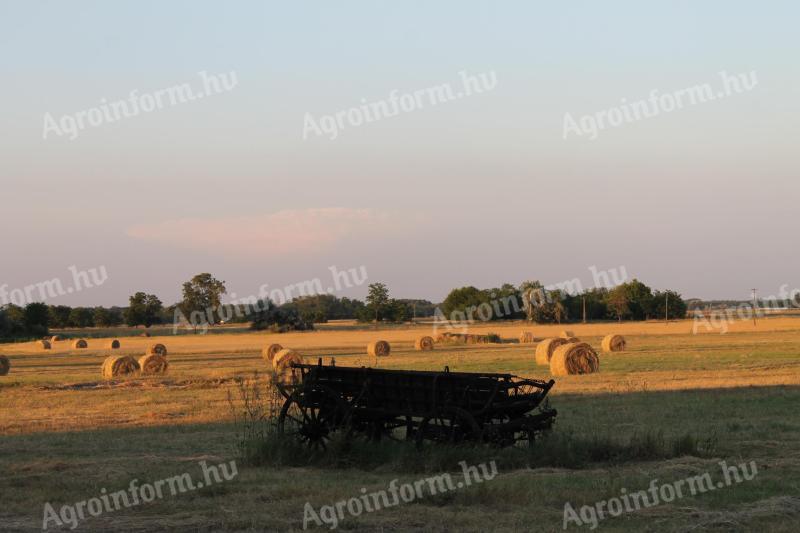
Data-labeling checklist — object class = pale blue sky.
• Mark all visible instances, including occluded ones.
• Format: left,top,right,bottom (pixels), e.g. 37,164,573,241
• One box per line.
1,1,798,306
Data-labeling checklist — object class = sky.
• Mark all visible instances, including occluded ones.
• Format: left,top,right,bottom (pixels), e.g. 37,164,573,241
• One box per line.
1,1,798,307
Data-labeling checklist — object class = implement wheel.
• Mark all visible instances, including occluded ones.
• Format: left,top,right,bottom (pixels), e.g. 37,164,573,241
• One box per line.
278,385,349,451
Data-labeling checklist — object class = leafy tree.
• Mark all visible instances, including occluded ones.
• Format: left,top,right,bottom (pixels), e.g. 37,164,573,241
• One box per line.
180,273,227,330
48,305,72,329
652,290,688,320
24,302,49,330
68,307,94,328
606,286,629,322
440,286,487,320
124,292,163,327
622,279,654,320
249,299,313,332
93,307,122,328
365,283,390,322
519,281,546,322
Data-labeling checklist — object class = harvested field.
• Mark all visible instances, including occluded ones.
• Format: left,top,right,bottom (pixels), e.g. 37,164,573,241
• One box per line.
1,318,800,531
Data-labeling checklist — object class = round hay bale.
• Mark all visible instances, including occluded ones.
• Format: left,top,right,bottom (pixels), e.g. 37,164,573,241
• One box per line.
140,331,151,337
273,349,303,371
73,339,88,349
550,342,600,376
535,337,568,365
101,355,140,378
519,331,535,343
414,336,434,351
138,354,168,375
108,339,121,349
0,355,10,376
40,339,52,350
147,343,167,357
50,335,62,342
261,343,283,363
559,330,576,339
367,341,391,357
272,349,303,383
601,334,626,352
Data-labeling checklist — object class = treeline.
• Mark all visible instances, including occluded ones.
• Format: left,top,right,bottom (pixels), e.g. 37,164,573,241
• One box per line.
0,273,688,340
439,279,687,324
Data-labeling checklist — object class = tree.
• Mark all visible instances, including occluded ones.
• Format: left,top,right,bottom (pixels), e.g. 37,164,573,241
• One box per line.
365,283,390,322
439,286,482,321
249,299,313,332
180,273,227,330
652,290,688,320
124,292,163,327
24,302,49,334
520,281,546,322
48,305,72,329
622,279,654,320
93,307,122,328
606,286,629,322
68,307,94,328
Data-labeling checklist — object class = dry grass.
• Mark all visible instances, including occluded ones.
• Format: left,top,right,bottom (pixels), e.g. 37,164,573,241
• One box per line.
1,318,800,530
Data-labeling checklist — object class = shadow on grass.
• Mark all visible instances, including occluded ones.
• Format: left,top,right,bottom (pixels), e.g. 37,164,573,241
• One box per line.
237,428,717,474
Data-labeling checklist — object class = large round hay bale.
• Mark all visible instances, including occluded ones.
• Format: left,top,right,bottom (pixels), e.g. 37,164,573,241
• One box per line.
138,354,168,375
50,335,62,342
147,343,167,357
101,355,140,378
108,339,121,349
559,330,576,339
261,343,283,363
0,356,10,376
40,340,52,350
272,349,302,383
550,342,600,376
140,331,151,337
73,339,88,349
414,336,434,351
519,331,535,343
535,337,568,365
367,341,391,357
272,349,303,372
601,334,626,352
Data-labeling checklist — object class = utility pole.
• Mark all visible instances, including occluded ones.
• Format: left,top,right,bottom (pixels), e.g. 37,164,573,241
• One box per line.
582,296,586,323
665,292,669,325
751,288,758,326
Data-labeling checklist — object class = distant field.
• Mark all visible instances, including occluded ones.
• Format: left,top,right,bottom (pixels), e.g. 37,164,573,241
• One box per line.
1,318,799,531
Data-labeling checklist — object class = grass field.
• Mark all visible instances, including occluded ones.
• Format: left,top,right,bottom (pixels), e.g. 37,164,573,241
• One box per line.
1,318,800,531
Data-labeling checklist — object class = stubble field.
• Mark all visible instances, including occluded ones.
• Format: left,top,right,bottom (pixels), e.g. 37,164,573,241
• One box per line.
1,318,799,531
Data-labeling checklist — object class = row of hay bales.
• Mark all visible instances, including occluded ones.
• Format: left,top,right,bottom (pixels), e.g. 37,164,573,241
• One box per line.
40,338,121,350
259,337,436,374
101,344,168,378
435,332,496,345
534,332,626,377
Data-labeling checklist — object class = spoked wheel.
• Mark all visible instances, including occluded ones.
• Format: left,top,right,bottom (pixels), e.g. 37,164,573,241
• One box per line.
415,407,481,448
278,385,349,451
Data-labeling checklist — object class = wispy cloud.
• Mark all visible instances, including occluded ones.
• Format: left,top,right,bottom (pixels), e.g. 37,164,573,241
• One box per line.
126,208,411,257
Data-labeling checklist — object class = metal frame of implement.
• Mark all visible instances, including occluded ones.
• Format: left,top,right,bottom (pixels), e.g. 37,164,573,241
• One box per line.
276,359,557,449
